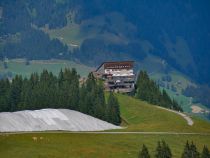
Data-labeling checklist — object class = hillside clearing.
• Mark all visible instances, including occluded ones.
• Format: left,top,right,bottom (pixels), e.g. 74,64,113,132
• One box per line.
0,59,93,77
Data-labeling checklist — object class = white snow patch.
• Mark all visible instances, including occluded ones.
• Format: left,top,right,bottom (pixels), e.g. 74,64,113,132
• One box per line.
0,109,121,132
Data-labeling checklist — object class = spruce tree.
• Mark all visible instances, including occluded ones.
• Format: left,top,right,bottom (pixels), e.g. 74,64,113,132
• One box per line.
162,140,172,158
155,141,163,158
79,84,88,113
9,75,23,111
58,69,64,87
155,140,172,158
201,145,210,158
182,141,200,158
0,79,10,112
182,141,191,158
106,92,121,125
139,144,150,158
94,82,106,120
190,142,200,158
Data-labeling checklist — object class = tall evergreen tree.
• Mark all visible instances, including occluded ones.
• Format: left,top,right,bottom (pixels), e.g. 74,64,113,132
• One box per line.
93,82,106,120
9,75,23,111
189,142,200,158
58,69,64,87
155,140,172,158
162,140,172,158
0,79,10,112
106,92,121,125
139,144,150,158
201,146,210,158
79,83,88,113
182,141,191,158
155,141,163,158
182,141,200,158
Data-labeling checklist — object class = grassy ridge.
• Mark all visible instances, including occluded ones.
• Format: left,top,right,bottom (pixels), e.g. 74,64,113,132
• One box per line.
116,93,210,133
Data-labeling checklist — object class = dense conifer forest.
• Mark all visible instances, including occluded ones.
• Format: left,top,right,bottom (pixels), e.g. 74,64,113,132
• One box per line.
0,68,182,125
135,71,183,111
0,69,121,125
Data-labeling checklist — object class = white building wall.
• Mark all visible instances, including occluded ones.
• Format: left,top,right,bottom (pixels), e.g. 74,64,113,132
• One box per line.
104,69,134,76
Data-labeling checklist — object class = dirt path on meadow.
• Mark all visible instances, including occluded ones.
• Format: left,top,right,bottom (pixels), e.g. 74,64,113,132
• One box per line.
156,106,194,126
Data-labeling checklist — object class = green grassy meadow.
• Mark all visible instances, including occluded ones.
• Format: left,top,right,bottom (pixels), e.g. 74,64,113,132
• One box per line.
116,94,210,133
0,133,210,158
1,94,210,158
0,59,93,77
44,23,83,48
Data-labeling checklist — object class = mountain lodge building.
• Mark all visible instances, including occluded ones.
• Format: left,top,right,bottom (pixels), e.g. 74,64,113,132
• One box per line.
94,61,135,93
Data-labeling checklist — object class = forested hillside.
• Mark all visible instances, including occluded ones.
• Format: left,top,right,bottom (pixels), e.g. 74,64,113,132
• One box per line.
135,71,182,111
1,0,210,111
0,69,121,125
0,0,74,59
1,0,210,85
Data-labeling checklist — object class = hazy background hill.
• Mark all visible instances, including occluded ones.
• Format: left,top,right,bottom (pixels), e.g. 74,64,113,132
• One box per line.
74,0,210,85
0,0,210,117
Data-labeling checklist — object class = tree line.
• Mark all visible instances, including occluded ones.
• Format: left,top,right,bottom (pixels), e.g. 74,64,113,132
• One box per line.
135,71,183,111
138,140,210,158
0,69,121,125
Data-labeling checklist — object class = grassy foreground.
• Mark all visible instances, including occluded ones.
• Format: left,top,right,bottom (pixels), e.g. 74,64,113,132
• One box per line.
0,133,210,158
1,93,210,158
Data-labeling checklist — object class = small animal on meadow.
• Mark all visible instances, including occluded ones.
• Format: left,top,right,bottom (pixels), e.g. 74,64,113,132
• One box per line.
32,136,38,141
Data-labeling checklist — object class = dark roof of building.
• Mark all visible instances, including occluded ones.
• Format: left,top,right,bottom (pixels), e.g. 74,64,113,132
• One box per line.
96,61,134,71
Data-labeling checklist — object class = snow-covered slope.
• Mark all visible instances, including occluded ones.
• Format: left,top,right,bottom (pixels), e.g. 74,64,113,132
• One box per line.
0,109,121,132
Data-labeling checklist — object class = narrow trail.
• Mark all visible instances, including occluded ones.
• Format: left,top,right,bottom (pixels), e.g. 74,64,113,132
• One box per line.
156,106,194,126
1,131,210,136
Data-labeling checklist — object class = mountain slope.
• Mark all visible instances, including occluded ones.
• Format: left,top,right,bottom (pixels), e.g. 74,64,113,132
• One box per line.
116,94,210,133
1,1,210,116
1,0,210,85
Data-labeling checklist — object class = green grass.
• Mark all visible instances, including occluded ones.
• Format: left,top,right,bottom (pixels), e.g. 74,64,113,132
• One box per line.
44,23,83,48
116,94,210,133
44,13,130,50
1,81,210,158
0,59,93,77
0,133,210,158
